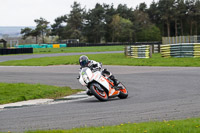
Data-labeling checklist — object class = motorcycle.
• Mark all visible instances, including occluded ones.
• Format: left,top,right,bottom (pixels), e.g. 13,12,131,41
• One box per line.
78,67,128,101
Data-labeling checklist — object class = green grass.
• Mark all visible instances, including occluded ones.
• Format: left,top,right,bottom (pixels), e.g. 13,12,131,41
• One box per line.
0,53,200,67
0,83,81,104
0,46,123,56
33,46,124,54
25,118,200,133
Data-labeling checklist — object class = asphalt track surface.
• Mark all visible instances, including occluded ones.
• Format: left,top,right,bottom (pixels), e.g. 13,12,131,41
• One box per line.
0,65,200,132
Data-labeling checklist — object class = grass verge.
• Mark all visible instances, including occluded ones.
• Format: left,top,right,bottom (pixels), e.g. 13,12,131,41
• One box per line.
0,46,123,56
0,83,81,105
25,118,200,133
0,53,200,67
33,46,124,54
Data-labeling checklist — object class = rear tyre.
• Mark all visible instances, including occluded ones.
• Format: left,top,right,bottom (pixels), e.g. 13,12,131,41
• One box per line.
118,83,128,99
89,83,108,101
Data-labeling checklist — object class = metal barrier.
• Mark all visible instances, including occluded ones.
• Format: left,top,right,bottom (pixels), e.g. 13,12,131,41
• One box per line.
162,36,200,44
125,45,152,58
161,43,200,58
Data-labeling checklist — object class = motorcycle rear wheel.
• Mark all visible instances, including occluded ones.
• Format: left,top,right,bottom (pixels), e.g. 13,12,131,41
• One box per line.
90,83,108,101
118,83,128,99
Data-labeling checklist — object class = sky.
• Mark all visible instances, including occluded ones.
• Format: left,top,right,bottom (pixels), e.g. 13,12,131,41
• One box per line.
0,0,156,26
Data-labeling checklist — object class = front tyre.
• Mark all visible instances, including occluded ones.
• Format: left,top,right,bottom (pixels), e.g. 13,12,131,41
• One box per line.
118,83,128,99
89,83,108,101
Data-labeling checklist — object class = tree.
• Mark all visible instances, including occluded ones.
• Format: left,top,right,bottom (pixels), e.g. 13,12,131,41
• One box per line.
21,27,40,43
84,3,106,43
103,4,117,42
148,1,166,36
173,0,179,36
51,15,67,41
110,14,133,42
21,17,49,44
133,9,153,41
158,0,175,37
65,2,85,40
110,14,121,42
176,0,187,36
194,0,200,35
119,17,134,42
148,1,160,25
30,29,40,44
136,25,162,41
34,17,50,43
20,27,32,40
138,2,147,12
116,4,134,21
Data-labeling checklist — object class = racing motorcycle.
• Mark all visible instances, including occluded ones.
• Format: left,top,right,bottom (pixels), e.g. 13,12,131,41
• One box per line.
78,67,128,101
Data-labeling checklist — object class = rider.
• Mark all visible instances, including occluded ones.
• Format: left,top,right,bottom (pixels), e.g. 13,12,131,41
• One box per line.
79,55,119,86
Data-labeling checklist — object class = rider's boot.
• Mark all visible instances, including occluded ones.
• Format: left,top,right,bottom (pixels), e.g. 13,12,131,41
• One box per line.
86,89,93,96
110,75,119,88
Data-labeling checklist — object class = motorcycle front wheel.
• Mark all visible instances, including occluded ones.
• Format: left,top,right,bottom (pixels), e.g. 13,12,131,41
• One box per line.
118,82,128,99
89,82,108,101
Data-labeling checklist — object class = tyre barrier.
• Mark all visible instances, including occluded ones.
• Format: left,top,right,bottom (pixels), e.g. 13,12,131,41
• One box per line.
124,45,151,58
161,43,200,58
0,48,33,55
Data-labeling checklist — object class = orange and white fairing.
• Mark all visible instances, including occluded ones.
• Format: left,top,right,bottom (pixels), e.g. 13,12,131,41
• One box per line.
79,67,120,97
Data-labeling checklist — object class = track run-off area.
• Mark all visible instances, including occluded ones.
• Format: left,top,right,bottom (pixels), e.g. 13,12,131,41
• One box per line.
0,65,200,132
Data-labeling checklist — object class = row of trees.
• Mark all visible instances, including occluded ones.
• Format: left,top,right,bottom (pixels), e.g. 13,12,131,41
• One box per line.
148,0,200,37
21,0,200,43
